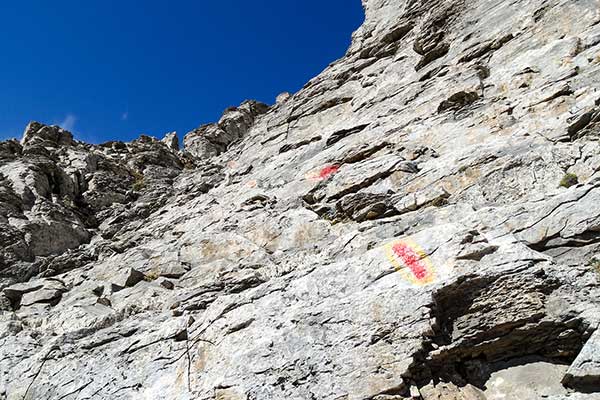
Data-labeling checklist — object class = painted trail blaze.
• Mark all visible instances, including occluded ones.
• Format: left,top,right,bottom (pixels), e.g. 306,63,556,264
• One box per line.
385,239,435,286
318,164,340,180
305,164,340,181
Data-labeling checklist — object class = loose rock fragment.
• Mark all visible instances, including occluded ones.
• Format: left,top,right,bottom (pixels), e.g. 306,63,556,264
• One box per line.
111,268,145,289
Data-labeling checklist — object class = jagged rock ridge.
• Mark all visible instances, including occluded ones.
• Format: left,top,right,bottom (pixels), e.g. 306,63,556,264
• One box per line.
2,0,600,399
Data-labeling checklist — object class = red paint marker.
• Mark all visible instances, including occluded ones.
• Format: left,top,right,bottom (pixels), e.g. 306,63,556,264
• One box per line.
392,242,428,280
318,164,340,180
305,164,341,181
385,239,436,286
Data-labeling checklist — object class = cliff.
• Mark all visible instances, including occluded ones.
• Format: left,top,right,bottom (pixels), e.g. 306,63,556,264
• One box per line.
1,0,600,399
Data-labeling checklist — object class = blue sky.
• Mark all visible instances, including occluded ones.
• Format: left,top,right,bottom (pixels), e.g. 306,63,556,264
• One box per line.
0,1,364,143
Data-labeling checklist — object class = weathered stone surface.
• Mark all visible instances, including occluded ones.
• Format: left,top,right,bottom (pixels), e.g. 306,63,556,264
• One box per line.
184,100,269,159
484,359,570,399
1,0,600,399
564,329,600,390
161,131,180,151
110,268,145,289
420,382,486,400
20,288,62,307
2,281,44,302
0,123,188,289
20,121,73,148
276,92,291,104
3,278,65,309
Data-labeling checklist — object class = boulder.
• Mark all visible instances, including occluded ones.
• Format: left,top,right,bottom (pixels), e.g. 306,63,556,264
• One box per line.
110,268,145,289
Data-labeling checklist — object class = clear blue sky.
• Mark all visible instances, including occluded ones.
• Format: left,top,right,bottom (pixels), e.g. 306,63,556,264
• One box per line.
0,1,364,143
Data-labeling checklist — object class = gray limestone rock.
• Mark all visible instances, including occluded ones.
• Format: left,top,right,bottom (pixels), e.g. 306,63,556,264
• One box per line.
20,288,62,307
276,92,291,104
564,329,600,390
111,268,145,289
184,100,269,159
2,0,600,399
162,132,180,151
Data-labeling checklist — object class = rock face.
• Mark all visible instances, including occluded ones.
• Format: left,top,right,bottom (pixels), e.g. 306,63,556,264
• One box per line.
2,0,600,399
183,100,270,159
